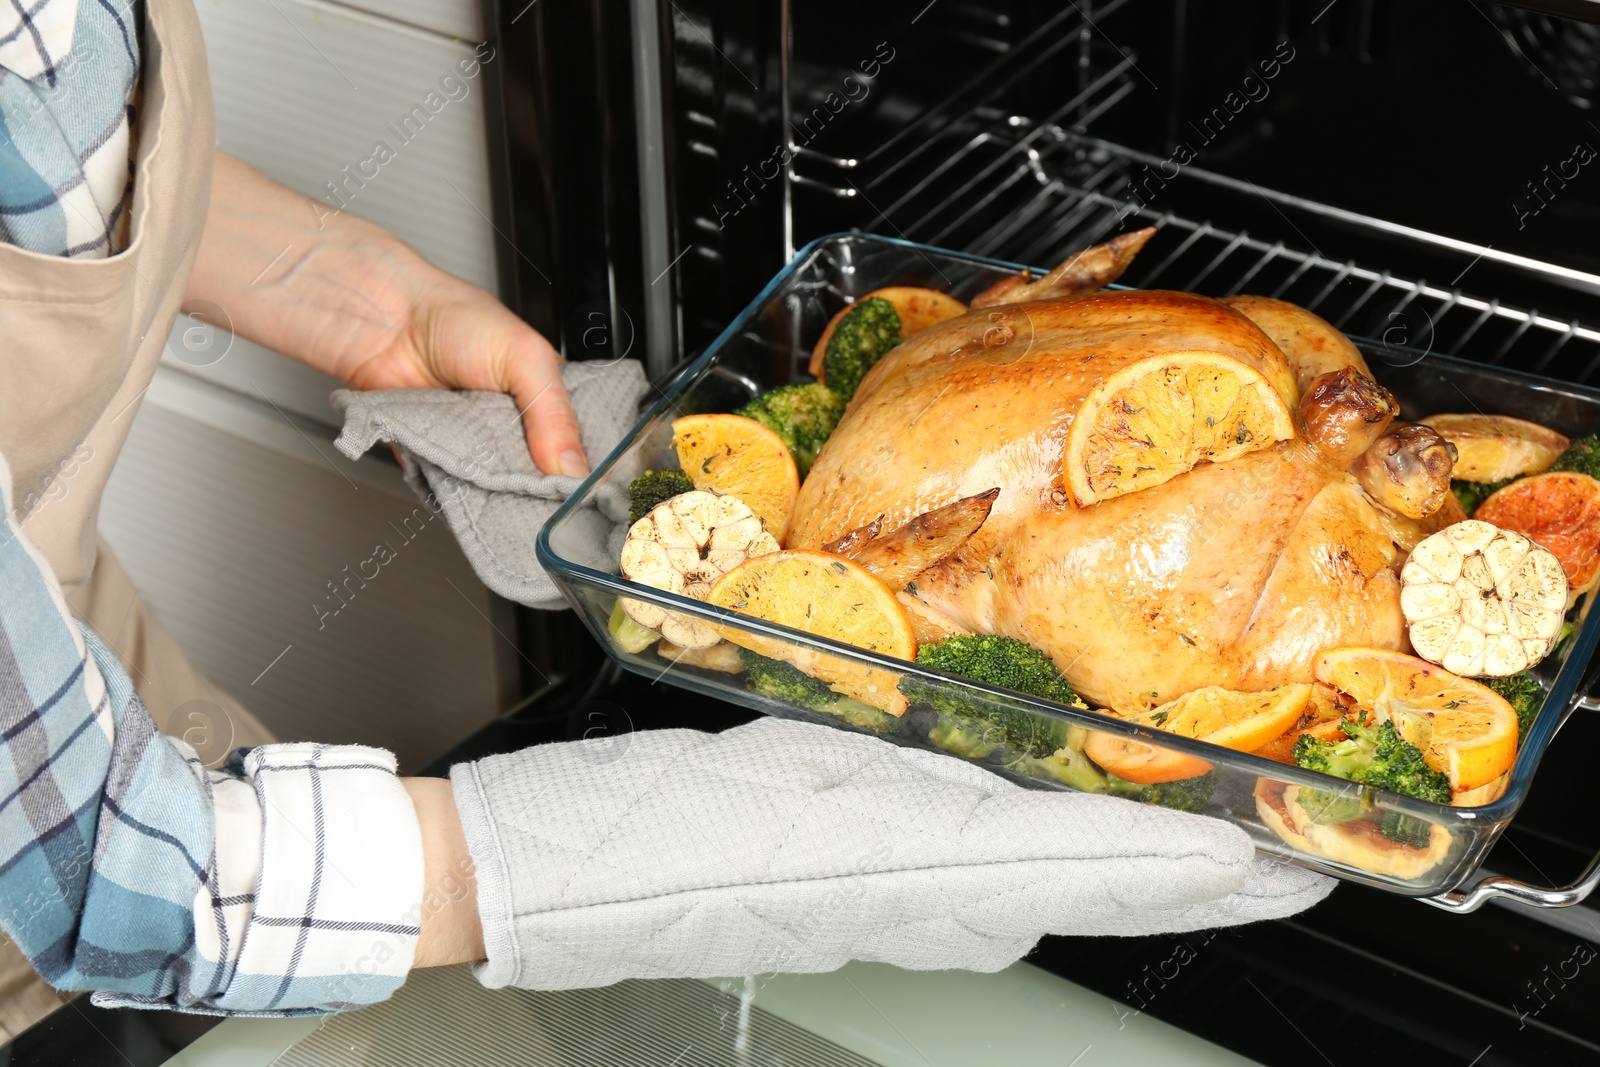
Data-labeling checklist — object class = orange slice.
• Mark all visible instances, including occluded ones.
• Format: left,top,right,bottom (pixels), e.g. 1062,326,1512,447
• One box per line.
1313,647,1518,794
1475,470,1600,595
1421,413,1569,483
1083,684,1311,785
673,414,800,542
809,287,969,380
1452,773,1509,807
707,549,916,714
1062,351,1295,507
1250,688,1351,764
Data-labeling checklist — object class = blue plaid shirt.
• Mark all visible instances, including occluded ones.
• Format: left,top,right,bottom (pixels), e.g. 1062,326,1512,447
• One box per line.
0,0,140,256
0,447,427,1014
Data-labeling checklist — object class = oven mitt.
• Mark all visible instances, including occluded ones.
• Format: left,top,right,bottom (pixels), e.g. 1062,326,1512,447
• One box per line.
330,360,653,609
450,717,1334,990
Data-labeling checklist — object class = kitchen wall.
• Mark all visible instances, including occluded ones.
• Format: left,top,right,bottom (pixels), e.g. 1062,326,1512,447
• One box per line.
98,0,519,769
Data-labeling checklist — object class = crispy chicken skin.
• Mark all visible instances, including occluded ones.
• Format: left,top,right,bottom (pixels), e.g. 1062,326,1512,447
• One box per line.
1223,294,1373,400
825,489,998,591
1348,422,1458,520
793,289,1299,553
790,279,1414,714
971,226,1158,308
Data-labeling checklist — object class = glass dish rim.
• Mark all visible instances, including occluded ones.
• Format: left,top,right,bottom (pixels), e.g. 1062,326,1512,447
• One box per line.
536,229,1600,828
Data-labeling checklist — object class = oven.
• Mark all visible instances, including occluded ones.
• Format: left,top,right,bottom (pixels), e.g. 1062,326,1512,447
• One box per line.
478,2,1600,1062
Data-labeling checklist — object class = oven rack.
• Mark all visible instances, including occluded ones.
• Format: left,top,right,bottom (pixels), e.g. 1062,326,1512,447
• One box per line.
786,20,1600,384
853,0,1138,188
863,116,1600,383
781,2,1139,252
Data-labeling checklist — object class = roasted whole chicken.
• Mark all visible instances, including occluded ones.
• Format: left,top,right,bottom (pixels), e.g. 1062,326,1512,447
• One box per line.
790,231,1459,714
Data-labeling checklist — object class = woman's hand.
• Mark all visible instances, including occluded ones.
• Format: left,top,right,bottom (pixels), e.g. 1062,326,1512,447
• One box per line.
319,258,588,477
184,153,587,476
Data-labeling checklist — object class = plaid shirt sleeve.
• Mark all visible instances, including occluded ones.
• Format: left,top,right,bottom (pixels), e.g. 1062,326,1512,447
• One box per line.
0,0,141,257
0,452,426,1015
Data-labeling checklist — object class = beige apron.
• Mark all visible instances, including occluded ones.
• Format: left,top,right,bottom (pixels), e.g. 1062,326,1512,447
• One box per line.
0,0,272,1036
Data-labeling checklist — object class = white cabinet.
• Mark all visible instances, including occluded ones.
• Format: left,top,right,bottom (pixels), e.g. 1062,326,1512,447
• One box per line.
329,0,483,42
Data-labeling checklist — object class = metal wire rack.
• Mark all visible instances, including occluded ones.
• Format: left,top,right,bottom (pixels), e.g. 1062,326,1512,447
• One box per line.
780,0,1140,250
957,139,1600,383
794,30,1600,385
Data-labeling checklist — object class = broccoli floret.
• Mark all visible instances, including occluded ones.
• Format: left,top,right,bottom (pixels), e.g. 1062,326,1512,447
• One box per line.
900,637,1208,812
823,297,903,401
906,635,1078,709
742,648,837,711
926,707,1069,763
1294,786,1371,826
828,699,899,733
1287,776,1438,848
1293,717,1451,804
900,636,1078,759
1007,727,1213,812
740,649,894,732
736,383,846,477
1016,741,1214,811
1452,478,1512,517
1015,738,1108,792
1485,671,1545,742
1294,778,1437,849
929,717,1010,761
628,468,694,524
1551,434,1600,479
1104,772,1216,814
1376,809,1435,850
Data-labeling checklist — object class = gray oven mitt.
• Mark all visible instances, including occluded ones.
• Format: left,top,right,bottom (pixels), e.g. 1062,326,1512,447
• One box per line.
451,717,1334,991
331,361,652,610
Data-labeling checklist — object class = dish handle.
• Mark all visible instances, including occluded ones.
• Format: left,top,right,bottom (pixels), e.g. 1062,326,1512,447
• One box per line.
1420,685,1600,913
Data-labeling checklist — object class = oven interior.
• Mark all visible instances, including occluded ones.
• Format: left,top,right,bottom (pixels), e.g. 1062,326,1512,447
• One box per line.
662,0,1600,857
670,0,1600,381
634,1,1600,1059
481,1,1600,1061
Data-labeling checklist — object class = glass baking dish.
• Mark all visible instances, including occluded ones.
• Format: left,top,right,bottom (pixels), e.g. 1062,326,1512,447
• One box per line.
538,233,1600,907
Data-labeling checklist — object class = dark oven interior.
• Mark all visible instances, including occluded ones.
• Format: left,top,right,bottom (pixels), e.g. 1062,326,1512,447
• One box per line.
669,0,1600,388
649,4,1600,1061
486,1,1600,1062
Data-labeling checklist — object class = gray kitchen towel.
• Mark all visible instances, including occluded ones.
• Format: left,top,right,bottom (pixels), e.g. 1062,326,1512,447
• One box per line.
331,360,654,610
